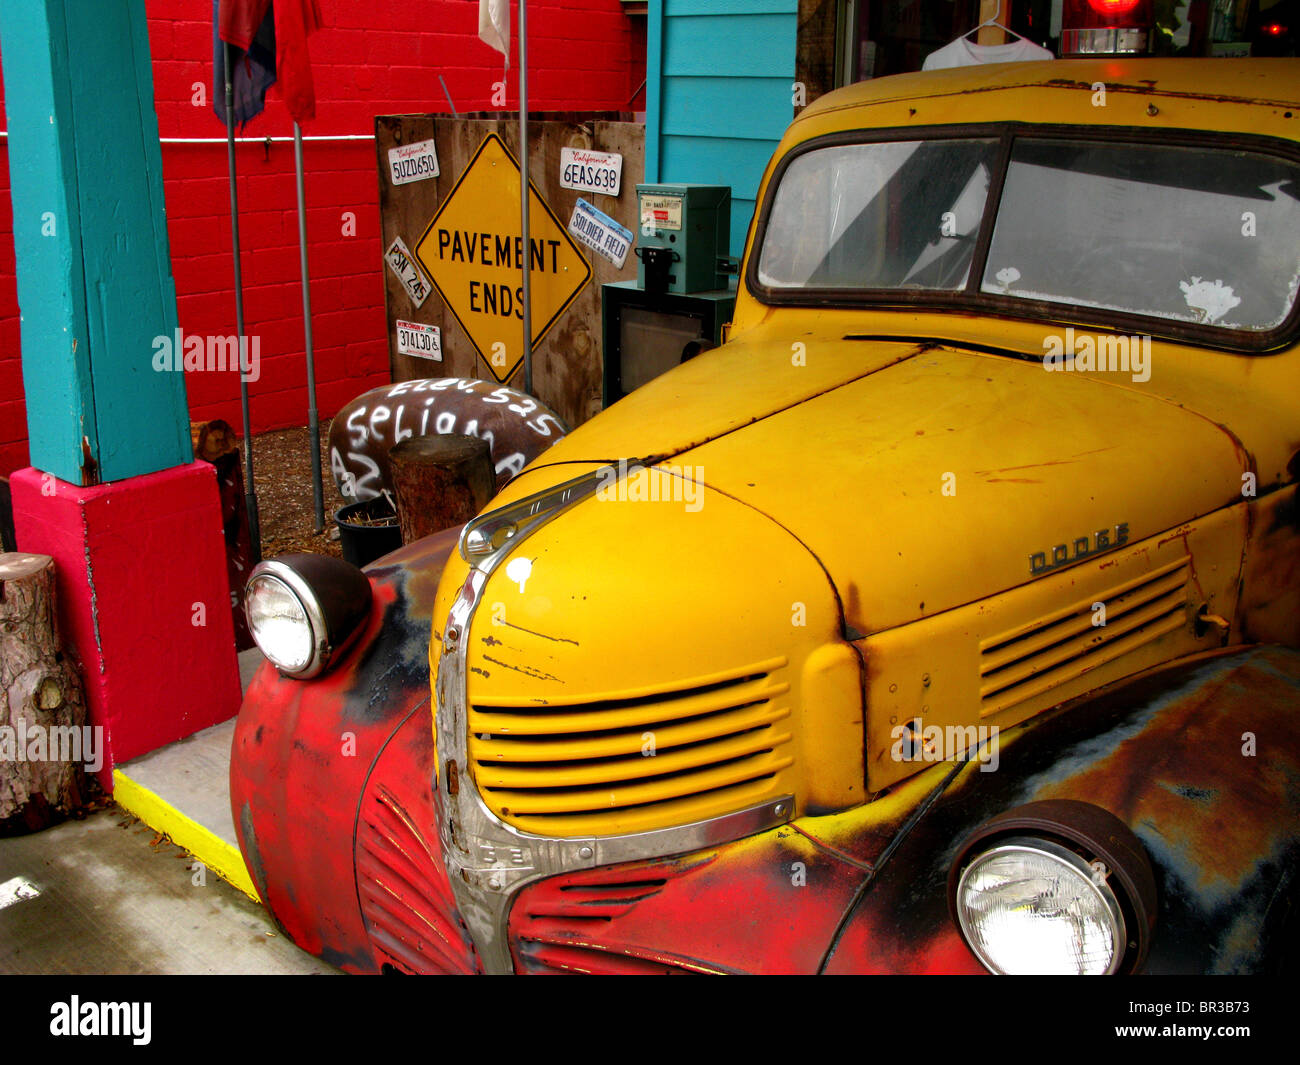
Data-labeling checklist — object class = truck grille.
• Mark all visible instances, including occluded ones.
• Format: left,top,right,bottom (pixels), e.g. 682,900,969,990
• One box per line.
510,860,729,974
468,657,793,836
980,556,1190,717
356,783,479,974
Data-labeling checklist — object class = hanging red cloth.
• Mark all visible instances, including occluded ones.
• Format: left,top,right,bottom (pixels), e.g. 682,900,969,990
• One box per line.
272,0,323,125
218,0,272,52
217,0,321,125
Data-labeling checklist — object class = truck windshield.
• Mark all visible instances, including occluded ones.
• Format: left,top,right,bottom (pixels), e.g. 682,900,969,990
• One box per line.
757,138,1000,291
755,133,1300,334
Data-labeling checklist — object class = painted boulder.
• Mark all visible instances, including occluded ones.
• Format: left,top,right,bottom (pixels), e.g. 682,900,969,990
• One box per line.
328,378,569,502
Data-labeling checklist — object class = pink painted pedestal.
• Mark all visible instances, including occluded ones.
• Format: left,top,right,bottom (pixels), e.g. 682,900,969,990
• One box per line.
10,462,242,787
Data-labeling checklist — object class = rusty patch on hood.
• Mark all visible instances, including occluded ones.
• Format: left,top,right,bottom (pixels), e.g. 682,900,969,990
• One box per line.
1027,648,1300,906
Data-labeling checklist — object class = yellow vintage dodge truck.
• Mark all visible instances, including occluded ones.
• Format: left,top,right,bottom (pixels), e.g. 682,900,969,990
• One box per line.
236,58,1300,976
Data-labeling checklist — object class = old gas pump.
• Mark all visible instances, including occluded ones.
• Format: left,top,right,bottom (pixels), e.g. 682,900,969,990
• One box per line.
601,184,736,406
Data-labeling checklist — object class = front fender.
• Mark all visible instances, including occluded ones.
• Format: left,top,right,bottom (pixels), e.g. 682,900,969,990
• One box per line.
823,644,1300,974
230,527,461,973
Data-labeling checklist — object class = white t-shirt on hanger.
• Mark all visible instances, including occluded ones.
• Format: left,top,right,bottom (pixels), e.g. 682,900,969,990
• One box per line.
923,36,1054,70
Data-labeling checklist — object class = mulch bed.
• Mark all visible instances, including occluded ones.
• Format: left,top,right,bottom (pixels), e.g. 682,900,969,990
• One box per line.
246,423,344,560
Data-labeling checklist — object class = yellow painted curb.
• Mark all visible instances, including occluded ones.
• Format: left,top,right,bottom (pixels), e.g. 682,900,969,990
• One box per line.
111,769,260,902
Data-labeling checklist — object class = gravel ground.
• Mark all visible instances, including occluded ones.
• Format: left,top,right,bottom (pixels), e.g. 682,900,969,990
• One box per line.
247,422,343,560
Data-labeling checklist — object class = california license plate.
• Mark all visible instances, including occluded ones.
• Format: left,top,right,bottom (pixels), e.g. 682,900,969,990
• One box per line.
396,319,441,360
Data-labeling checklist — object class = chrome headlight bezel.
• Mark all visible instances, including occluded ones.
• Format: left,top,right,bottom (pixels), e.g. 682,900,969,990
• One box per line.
947,799,1158,976
244,554,373,679
954,836,1126,975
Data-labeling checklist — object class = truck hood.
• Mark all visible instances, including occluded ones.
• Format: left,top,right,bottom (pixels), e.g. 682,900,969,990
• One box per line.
531,340,1248,634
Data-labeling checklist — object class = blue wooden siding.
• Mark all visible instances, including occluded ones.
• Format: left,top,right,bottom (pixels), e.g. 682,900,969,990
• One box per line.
647,0,798,259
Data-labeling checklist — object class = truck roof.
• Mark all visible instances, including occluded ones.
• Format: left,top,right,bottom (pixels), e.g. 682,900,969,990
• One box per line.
791,58,1300,142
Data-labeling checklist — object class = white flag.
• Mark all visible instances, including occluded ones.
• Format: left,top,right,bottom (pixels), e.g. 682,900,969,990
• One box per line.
479,0,510,69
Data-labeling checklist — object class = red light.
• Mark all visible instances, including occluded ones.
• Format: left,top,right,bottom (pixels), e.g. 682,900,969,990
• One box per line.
1264,22,1287,36
1086,0,1142,14
1062,0,1151,54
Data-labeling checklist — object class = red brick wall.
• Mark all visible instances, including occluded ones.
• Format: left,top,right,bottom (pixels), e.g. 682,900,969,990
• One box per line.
0,0,646,477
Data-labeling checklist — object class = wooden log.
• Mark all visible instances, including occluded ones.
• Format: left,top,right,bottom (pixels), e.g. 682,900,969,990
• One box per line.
190,418,239,462
0,553,90,835
189,432,255,650
389,434,496,544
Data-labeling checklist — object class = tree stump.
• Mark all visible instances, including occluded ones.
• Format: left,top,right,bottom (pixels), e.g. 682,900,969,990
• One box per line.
0,553,91,836
389,435,496,544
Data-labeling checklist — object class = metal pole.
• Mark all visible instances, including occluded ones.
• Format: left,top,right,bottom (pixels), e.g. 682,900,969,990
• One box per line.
438,74,458,117
225,42,261,561
519,0,533,395
294,122,325,533
157,133,375,144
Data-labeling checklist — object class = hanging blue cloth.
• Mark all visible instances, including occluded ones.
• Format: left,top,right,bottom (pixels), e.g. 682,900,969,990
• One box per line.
211,0,277,128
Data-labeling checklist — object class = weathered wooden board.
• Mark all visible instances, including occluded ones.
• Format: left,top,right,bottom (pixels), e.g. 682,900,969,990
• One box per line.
376,113,645,430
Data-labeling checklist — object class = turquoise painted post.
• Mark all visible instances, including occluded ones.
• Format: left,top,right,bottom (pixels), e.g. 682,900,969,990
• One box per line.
0,0,191,484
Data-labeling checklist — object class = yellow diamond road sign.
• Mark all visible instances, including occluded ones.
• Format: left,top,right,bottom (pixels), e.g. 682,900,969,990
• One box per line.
414,133,592,384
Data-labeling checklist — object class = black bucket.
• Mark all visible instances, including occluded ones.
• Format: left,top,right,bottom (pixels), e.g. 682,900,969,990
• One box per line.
335,499,402,568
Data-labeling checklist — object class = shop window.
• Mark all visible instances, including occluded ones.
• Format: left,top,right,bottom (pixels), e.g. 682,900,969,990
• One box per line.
842,0,1058,82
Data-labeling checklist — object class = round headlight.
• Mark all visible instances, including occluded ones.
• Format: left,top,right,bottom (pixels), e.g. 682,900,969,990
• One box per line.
244,555,373,679
246,572,316,674
948,800,1158,975
955,837,1125,975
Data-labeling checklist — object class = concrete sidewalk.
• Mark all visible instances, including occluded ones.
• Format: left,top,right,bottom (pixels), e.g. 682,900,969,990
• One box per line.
0,808,336,974
0,648,337,975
